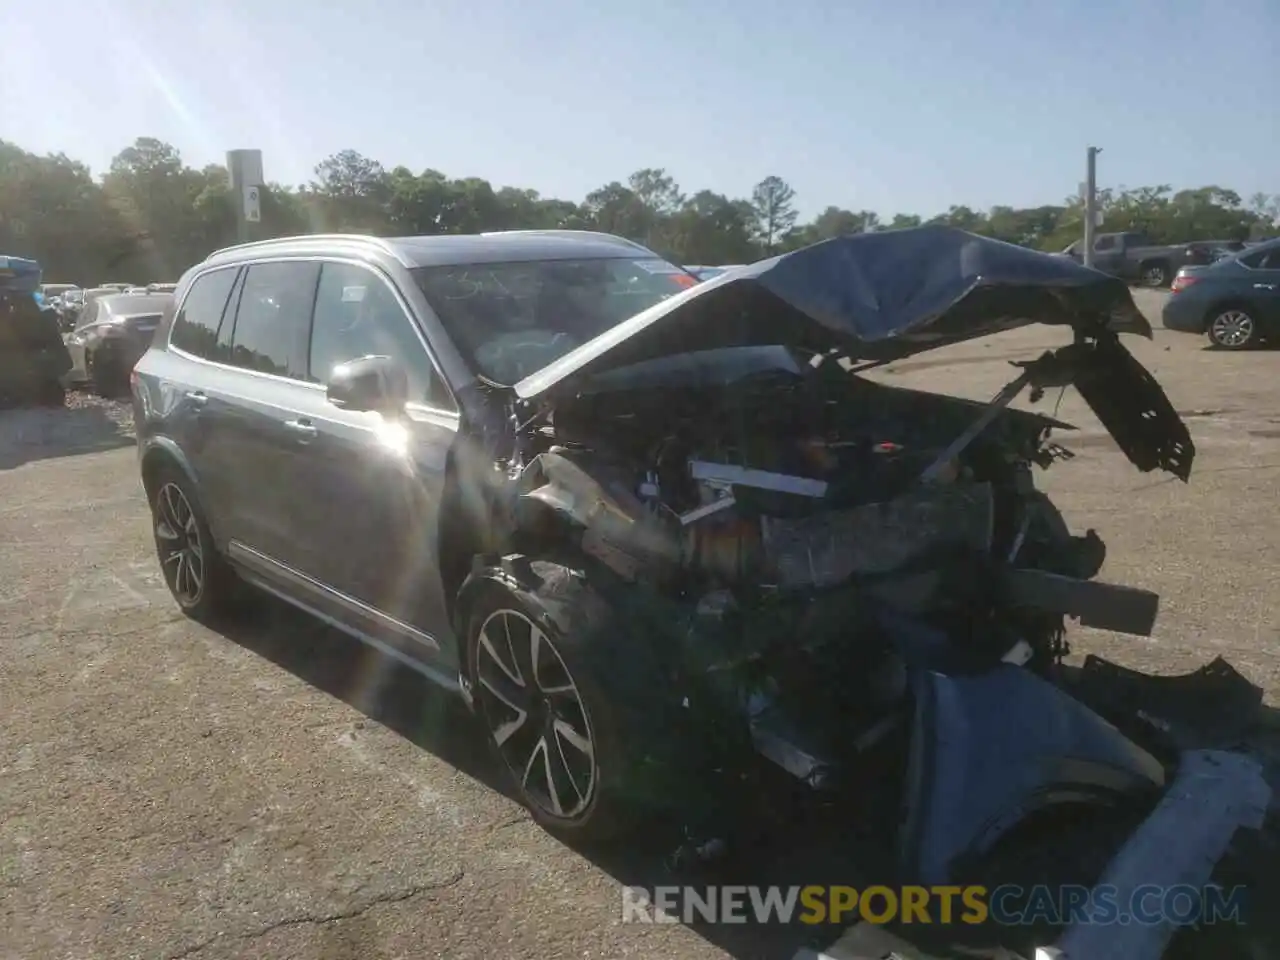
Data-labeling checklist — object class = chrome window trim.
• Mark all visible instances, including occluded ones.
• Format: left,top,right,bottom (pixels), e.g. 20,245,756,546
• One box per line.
166,254,459,416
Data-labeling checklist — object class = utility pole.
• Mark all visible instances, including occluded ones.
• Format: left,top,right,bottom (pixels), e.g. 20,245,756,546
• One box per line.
1083,146,1101,268
226,150,264,246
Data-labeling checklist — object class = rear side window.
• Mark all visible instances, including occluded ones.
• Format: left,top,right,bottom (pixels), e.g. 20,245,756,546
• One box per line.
170,268,238,360
225,261,320,379
1241,246,1280,270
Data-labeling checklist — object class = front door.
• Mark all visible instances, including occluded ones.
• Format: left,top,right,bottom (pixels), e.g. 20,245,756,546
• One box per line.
286,260,461,669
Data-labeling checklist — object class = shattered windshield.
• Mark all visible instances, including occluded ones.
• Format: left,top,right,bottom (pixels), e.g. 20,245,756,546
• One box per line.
413,257,696,385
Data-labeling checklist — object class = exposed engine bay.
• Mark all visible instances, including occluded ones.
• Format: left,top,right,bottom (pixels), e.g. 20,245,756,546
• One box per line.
491,336,1190,808
513,340,1154,642
452,230,1269,960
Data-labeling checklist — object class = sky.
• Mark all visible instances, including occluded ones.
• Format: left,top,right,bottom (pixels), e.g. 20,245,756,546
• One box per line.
2,0,1276,220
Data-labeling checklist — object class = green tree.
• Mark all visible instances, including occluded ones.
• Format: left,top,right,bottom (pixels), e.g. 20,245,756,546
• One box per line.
750,175,798,255
1,133,1272,283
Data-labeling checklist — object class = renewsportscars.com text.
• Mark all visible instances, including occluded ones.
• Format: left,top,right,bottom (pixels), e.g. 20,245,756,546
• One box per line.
621,884,1248,927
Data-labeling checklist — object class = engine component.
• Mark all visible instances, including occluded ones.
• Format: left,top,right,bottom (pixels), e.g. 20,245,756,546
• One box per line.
759,482,996,589
688,460,828,498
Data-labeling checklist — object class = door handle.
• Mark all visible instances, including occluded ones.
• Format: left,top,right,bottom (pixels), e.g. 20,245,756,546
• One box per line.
284,418,318,442
184,390,207,408
1253,283,1277,290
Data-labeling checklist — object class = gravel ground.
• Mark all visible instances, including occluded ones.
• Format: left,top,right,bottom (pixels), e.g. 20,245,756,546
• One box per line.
0,390,135,470
3,292,1280,960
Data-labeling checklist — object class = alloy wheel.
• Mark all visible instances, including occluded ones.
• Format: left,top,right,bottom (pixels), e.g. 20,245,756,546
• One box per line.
474,608,597,820
1210,310,1255,348
1142,265,1167,287
154,482,205,605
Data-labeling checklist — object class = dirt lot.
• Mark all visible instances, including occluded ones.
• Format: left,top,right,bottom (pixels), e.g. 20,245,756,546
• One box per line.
2,289,1278,960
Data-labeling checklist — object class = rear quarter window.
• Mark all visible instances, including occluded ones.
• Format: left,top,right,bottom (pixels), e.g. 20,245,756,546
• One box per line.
170,268,240,361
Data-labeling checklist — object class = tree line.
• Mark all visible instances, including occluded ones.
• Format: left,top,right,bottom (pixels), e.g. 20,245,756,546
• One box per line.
2,136,1277,285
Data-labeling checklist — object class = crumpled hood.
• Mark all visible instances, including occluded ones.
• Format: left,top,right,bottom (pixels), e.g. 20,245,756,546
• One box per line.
514,225,1152,401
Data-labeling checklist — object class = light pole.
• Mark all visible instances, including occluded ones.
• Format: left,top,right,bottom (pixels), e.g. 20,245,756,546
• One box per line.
226,150,264,245
1083,146,1101,268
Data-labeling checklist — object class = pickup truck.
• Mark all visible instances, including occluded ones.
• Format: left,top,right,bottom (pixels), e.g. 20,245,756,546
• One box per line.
1060,231,1216,288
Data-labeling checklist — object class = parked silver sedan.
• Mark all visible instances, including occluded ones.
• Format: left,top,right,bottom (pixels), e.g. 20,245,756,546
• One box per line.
64,292,172,396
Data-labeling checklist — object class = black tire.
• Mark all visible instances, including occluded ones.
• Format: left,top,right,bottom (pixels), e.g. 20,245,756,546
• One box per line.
1206,305,1260,350
462,557,686,843
149,465,239,622
1140,261,1169,288
88,349,124,398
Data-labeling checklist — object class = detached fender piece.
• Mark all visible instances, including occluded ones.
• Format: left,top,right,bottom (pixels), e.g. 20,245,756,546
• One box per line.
901,664,1166,885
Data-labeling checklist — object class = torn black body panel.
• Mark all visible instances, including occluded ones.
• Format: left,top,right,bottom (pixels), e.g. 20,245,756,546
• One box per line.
901,664,1166,886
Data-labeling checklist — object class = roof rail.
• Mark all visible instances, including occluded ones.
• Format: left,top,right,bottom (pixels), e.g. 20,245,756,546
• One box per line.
481,229,652,252
205,233,399,262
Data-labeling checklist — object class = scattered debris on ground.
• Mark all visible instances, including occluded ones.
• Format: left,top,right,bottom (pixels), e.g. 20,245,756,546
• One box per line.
0,391,134,467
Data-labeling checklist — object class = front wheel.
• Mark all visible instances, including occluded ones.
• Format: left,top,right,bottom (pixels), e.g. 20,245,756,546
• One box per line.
462,558,692,842
1206,307,1259,350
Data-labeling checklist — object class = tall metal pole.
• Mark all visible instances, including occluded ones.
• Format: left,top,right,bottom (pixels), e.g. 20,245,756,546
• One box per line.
226,150,264,247
1083,146,1100,268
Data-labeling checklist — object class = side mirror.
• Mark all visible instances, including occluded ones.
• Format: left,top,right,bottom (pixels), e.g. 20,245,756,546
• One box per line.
325,355,409,413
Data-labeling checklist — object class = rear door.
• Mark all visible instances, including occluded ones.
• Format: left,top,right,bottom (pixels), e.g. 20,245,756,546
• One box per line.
161,266,243,529
205,260,323,571
282,259,460,665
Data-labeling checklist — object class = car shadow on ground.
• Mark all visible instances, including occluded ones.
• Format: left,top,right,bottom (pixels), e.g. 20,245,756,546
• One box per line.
212,596,1280,960
0,402,134,470
211,594,895,959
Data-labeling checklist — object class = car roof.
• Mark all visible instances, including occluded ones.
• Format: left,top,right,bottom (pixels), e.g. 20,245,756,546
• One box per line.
100,292,171,312
202,230,659,270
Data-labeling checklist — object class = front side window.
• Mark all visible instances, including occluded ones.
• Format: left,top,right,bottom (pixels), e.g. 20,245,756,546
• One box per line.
225,261,319,379
309,261,453,409
1093,235,1115,252
412,257,695,385
169,267,238,359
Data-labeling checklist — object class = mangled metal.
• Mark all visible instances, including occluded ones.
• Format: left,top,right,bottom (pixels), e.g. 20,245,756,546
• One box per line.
464,227,1269,959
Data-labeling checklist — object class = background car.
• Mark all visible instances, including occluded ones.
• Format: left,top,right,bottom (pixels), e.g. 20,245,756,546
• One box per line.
686,264,745,280
1061,232,1246,287
1184,240,1248,266
40,282,81,300
64,290,171,395
1163,238,1280,349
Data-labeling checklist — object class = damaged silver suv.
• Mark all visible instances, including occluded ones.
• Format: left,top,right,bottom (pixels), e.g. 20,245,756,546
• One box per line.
133,227,1270,958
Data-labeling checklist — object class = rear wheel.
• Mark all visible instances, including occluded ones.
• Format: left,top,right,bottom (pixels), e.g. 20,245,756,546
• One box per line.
150,466,238,621
1206,306,1259,350
88,349,124,398
36,379,66,408
1140,261,1169,287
